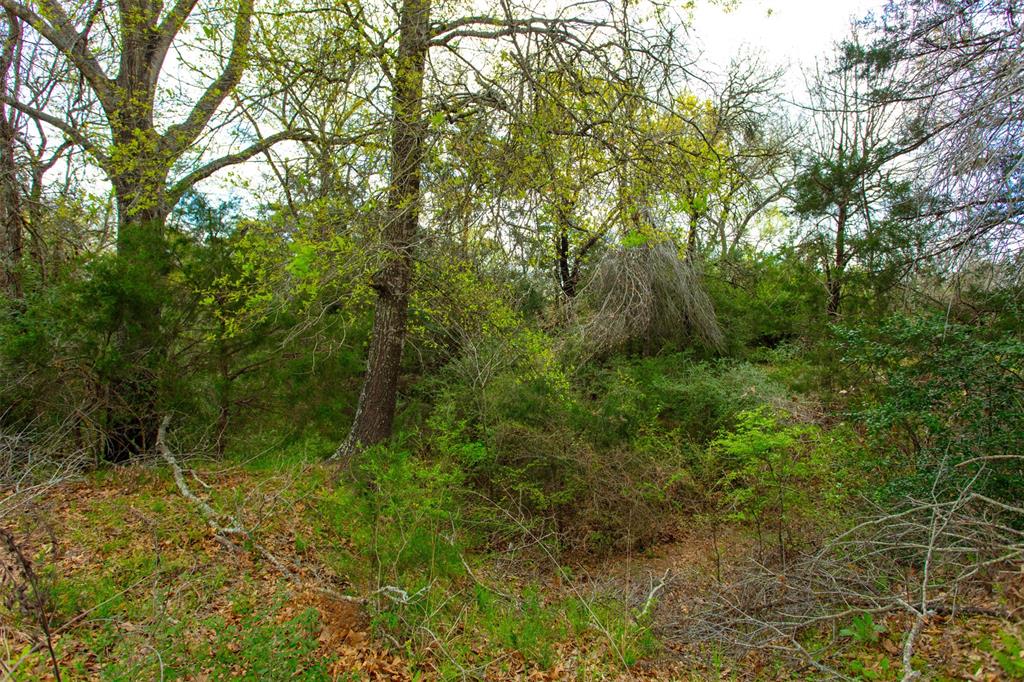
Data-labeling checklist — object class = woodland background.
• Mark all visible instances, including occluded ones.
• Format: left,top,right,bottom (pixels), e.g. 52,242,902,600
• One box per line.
1,0,1023,679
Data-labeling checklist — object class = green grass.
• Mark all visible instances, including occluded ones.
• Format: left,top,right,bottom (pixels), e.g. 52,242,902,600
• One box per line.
6,459,668,681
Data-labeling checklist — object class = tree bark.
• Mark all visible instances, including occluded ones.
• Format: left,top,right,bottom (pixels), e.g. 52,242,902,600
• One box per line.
686,206,701,261
0,9,23,299
826,203,847,321
336,0,430,459
0,111,23,299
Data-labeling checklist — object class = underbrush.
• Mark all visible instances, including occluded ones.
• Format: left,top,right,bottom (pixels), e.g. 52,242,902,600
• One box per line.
408,352,838,556
0,455,665,680
5,315,1020,680
315,442,660,678
1,464,338,680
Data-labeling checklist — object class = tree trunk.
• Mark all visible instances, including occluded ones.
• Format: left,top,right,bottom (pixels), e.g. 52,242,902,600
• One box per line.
25,166,48,279
556,229,577,298
826,205,847,321
215,325,231,457
336,0,430,459
0,113,22,299
686,207,700,261
0,10,23,299
99,0,176,460
103,181,171,462
826,275,842,321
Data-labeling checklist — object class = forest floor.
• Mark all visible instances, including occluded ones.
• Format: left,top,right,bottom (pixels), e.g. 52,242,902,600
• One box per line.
2,458,1022,681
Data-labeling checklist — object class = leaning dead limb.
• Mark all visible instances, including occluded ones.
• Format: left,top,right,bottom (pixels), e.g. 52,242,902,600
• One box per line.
638,568,671,621
156,416,245,542
157,416,372,603
899,602,931,682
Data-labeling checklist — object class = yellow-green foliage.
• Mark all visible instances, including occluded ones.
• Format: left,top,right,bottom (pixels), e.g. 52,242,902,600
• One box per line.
200,221,373,339
410,254,569,395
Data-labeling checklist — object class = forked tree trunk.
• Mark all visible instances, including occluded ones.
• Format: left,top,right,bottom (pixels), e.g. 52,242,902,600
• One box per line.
336,0,430,459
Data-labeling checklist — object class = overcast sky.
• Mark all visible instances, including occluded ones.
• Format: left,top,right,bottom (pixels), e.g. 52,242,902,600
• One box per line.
691,0,888,80
199,0,895,204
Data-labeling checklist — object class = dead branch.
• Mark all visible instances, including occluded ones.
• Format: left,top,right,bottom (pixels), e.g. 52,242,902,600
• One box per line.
575,240,724,355
156,416,244,540
0,527,60,681
156,416,371,604
662,474,1024,676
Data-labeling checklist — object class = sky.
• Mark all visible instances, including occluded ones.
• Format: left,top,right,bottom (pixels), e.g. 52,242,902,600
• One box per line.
691,0,888,80
196,0,894,204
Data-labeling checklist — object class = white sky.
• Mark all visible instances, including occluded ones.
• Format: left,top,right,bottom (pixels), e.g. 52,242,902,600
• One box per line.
199,0,892,205
691,0,888,80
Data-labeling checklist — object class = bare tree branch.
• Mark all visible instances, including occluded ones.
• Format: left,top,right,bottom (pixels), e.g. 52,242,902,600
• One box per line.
161,0,254,158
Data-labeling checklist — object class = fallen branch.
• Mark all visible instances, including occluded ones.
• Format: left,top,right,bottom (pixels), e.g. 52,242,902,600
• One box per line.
157,416,293,577
157,417,372,604
900,607,931,682
157,417,243,539
638,568,671,621
664,470,1024,676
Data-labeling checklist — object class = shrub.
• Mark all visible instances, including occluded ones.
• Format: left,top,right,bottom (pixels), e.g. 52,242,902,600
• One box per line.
837,314,1024,505
575,354,791,445
414,352,801,554
702,407,852,561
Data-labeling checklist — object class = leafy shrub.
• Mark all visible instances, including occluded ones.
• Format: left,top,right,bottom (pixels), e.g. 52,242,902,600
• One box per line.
575,354,791,445
358,444,468,585
316,441,472,654
701,407,852,559
413,352,801,554
706,249,825,354
837,314,1024,504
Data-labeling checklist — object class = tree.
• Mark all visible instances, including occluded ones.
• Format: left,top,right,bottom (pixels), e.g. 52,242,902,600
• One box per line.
699,58,795,261
0,0,320,458
1,8,82,296
519,73,618,300
479,69,626,301
849,0,1024,259
792,57,921,320
336,0,684,457
0,9,24,298
336,0,431,456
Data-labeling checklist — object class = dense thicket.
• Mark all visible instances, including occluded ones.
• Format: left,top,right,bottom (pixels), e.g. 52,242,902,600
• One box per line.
1,0,1022,677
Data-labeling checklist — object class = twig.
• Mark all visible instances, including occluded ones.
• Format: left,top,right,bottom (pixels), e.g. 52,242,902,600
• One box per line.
0,528,61,681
